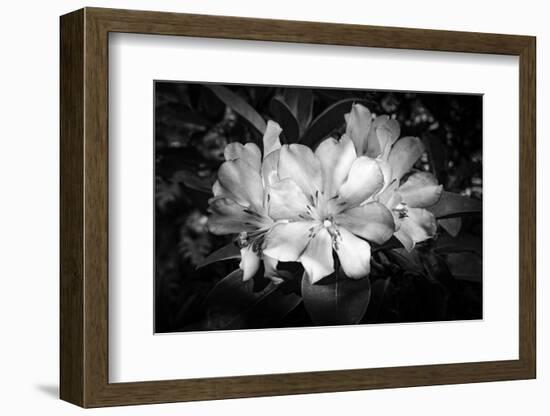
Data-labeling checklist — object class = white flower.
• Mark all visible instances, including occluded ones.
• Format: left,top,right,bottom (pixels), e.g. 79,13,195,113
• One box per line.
207,121,284,282
380,172,443,250
345,103,442,250
262,135,395,283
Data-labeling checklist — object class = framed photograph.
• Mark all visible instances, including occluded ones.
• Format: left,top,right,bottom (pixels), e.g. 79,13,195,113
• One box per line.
60,7,536,408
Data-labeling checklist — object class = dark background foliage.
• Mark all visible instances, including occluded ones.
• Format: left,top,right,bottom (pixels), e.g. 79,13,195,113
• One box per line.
154,81,482,333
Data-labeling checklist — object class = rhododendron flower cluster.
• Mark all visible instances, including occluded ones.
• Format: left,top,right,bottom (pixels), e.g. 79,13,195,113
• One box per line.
208,104,442,284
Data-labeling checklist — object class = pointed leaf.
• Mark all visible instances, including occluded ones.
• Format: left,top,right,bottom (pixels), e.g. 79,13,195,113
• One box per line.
419,250,455,287
363,277,394,323
269,96,300,143
427,191,481,218
444,252,482,283
205,85,267,136
283,88,313,134
439,217,462,237
196,242,240,269
172,170,214,194
301,270,371,326
246,289,302,328
435,232,482,255
372,236,402,253
384,248,425,273
300,98,369,148
204,269,260,329
423,133,447,181
203,269,300,330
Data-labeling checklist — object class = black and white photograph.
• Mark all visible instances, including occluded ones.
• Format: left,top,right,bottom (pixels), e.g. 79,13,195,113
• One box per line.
1,0,544,413
154,82,483,333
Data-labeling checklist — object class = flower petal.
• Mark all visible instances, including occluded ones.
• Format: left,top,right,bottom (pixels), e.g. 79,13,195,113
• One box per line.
336,202,395,244
207,197,268,234
337,156,384,206
300,228,334,284
261,149,280,188
208,215,257,235
240,245,261,281
377,182,400,207
263,255,284,284
278,144,322,199
345,103,372,155
395,207,438,251
334,227,371,279
263,221,314,262
315,135,357,198
394,228,414,251
263,120,283,158
377,118,401,159
365,115,389,158
224,142,261,172
218,159,264,211
267,179,311,220
212,180,230,198
388,136,425,182
398,172,443,208
376,158,393,194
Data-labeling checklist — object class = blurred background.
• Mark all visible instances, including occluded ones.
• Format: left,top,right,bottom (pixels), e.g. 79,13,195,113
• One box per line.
154,82,482,333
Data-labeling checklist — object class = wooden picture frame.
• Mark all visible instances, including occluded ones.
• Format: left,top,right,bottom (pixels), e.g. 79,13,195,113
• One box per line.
60,7,536,408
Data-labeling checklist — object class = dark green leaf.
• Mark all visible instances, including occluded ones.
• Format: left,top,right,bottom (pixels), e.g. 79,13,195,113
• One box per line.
427,191,481,218
423,132,447,181
172,170,213,194
418,250,454,287
300,98,369,148
283,88,313,134
204,269,300,330
444,252,482,283
269,96,300,143
301,270,371,326
363,277,394,323
196,242,240,269
205,85,267,136
384,248,424,273
204,270,261,329
372,236,402,253
439,217,462,237
435,232,482,255
198,86,226,118
246,289,302,328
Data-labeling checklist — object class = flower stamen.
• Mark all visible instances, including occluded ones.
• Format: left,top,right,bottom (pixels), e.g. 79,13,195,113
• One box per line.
393,202,409,219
